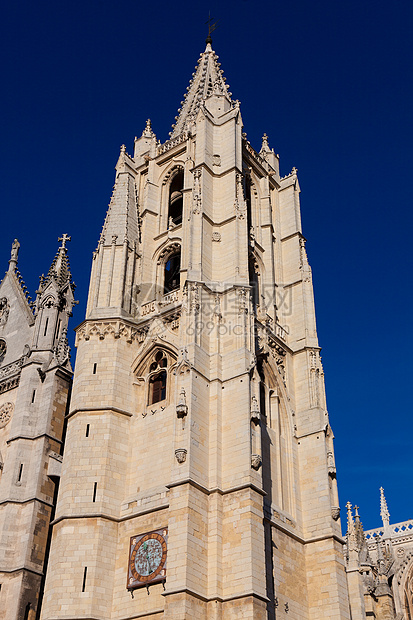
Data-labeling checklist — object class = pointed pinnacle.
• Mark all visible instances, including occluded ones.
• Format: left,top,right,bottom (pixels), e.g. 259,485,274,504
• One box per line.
380,487,390,527
346,502,354,532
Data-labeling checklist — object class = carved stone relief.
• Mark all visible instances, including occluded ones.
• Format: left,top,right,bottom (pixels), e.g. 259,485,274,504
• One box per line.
76,320,148,345
53,328,71,366
175,448,187,464
0,298,9,327
174,347,191,375
0,402,14,428
331,507,341,521
192,168,202,214
234,173,247,219
157,242,181,265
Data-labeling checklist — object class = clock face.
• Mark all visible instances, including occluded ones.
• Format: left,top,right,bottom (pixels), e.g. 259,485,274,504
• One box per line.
128,528,167,589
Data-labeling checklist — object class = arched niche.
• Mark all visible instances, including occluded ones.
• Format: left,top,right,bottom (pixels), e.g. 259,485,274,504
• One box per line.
255,356,296,518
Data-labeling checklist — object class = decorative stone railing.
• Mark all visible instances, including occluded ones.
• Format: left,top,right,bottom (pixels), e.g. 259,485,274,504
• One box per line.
160,290,180,306
140,301,157,317
0,357,24,381
275,323,288,342
255,312,288,345
140,290,181,318
157,133,188,155
365,520,413,541
0,356,24,395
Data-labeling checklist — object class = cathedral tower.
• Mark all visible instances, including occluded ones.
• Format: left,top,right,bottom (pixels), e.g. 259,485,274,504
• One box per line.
0,237,75,620
41,40,350,619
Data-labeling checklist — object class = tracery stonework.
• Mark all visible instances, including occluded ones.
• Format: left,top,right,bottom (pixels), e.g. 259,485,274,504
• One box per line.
0,401,14,428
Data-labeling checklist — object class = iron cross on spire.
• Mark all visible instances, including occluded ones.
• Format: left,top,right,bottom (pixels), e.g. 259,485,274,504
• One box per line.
58,234,71,249
205,13,219,43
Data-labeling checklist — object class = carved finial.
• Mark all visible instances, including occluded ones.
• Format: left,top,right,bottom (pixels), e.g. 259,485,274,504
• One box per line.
120,144,126,153
346,502,354,532
142,119,155,139
380,487,390,528
261,133,270,153
8,238,20,272
354,505,360,519
58,234,71,250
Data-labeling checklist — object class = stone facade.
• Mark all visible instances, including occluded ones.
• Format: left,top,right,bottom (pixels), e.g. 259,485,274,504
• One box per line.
37,38,353,619
5,37,410,620
0,237,76,619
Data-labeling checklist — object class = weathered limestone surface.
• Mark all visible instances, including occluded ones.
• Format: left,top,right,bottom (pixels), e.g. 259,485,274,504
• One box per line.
39,40,353,620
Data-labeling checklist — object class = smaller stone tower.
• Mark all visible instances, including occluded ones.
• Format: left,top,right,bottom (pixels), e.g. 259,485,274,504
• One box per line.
0,237,76,620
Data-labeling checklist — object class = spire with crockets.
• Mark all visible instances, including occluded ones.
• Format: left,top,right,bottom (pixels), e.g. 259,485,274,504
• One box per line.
380,486,390,529
42,233,75,290
170,38,233,138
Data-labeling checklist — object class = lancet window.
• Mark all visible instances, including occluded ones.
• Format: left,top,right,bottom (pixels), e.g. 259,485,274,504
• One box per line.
257,359,294,517
244,173,252,231
148,351,168,405
164,251,181,293
168,170,184,227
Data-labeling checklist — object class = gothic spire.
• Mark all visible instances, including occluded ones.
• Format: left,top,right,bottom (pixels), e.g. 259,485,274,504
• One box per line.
43,234,74,290
170,41,233,138
380,487,390,528
354,505,372,565
346,502,360,566
99,159,139,246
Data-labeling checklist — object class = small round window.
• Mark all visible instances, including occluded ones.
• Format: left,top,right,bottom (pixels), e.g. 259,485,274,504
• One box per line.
0,340,6,365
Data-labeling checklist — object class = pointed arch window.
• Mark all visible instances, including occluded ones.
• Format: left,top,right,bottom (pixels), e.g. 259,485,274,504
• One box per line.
168,170,184,227
164,251,181,293
148,351,168,405
244,174,252,231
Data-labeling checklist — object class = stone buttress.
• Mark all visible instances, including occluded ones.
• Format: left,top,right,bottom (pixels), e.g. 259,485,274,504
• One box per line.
40,40,351,620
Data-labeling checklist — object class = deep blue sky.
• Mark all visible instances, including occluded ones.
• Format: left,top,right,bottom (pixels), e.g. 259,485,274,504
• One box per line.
1,0,412,532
